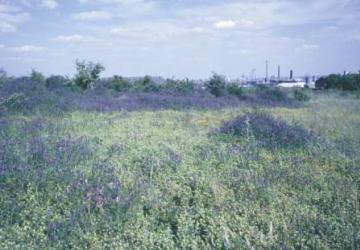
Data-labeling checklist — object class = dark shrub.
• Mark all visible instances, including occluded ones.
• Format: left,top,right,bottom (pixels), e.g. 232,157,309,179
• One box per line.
73,60,105,90
111,75,130,92
293,89,311,102
30,69,45,84
255,85,290,103
0,92,27,113
161,78,196,95
131,75,160,92
0,68,6,87
219,112,315,149
226,83,243,98
316,73,360,91
205,73,226,97
46,75,69,89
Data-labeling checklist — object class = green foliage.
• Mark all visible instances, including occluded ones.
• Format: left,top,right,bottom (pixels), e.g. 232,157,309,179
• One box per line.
30,69,45,84
226,83,243,97
293,88,311,101
205,73,226,97
161,78,196,95
0,68,6,86
45,75,69,89
256,84,289,102
0,92,27,113
73,60,105,90
1,88,360,249
110,75,130,92
131,75,160,92
316,73,360,91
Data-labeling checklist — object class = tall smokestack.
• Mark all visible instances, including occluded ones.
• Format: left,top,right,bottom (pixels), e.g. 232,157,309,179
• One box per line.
290,70,293,80
278,65,280,80
265,60,268,83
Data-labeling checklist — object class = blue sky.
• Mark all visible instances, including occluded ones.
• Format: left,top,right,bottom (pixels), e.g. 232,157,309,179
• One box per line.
0,0,359,78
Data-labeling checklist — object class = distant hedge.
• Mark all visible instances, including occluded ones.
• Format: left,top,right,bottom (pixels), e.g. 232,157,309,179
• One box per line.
316,73,360,91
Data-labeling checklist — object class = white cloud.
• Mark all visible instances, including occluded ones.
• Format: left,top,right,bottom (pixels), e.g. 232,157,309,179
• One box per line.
0,3,19,12
295,44,319,52
0,3,30,33
53,34,101,44
9,45,44,52
54,34,85,42
72,10,113,21
0,21,16,32
110,27,127,35
301,44,319,50
78,0,144,4
214,20,237,29
41,0,58,9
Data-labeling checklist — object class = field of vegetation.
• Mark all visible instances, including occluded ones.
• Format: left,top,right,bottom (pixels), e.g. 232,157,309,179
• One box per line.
0,66,359,249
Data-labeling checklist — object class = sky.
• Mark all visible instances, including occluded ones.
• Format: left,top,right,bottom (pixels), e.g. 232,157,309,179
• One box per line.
0,0,359,79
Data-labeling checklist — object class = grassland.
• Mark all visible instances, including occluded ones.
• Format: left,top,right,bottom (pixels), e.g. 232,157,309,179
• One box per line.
1,83,359,249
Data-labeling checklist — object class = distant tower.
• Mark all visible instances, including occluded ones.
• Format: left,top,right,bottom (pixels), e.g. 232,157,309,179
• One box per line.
290,70,293,80
277,65,281,80
265,60,269,83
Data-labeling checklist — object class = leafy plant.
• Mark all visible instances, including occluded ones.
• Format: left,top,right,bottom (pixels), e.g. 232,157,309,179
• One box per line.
131,75,160,92
46,75,69,89
205,73,226,97
226,83,243,98
0,68,6,87
316,73,360,91
111,75,130,92
255,85,290,103
219,112,315,149
73,60,105,90
0,92,27,113
30,69,45,84
161,78,196,95
293,88,311,101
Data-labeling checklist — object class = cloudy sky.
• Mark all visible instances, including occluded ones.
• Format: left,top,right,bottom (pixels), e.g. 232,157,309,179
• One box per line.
0,0,359,78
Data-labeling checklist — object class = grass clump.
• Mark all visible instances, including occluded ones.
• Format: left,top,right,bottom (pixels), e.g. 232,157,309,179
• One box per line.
255,84,290,103
226,83,244,98
219,112,315,149
293,88,311,102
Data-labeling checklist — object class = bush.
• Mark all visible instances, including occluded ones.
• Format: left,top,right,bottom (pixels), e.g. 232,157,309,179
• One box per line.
0,68,6,86
293,89,311,102
111,75,130,92
219,112,315,149
205,73,226,97
316,73,360,91
226,83,243,98
161,78,196,95
131,75,160,92
256,85,289,103
46,75,69,89
30,69,45,84
73,60,105,90
0,92,27,113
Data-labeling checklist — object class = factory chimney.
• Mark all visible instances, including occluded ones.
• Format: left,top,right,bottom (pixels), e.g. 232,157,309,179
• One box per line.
265,60,269,83
290,70,293,80
277,65,280,81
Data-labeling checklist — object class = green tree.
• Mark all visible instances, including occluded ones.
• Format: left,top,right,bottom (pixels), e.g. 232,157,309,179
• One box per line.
73,60,105,90
205,73,226,97
0,68,6,86
111,75,130,92
30,69,45,84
